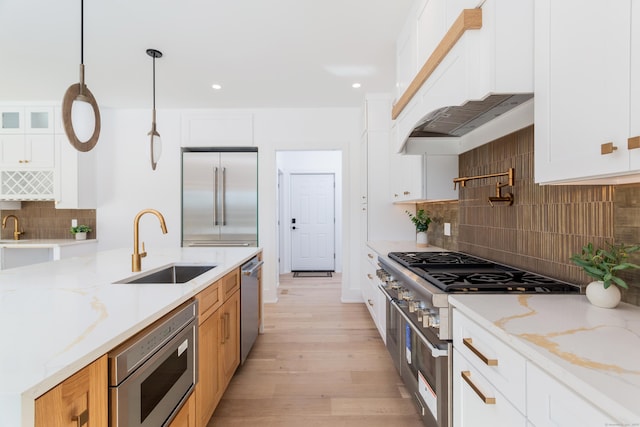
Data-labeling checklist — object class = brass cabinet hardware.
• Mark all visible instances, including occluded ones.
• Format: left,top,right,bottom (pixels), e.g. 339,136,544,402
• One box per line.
628,136,640,150
72,409,89,427
461,370,496,404
403,191,410,195
601,142,618,155
367,299,374,306
463,337,498,366
367,253,374,259
367,274,374,280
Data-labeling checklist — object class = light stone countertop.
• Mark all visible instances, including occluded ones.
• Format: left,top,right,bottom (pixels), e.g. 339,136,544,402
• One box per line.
450,294,640,424
0,238,97,248
0,246,260,427
367,240,447,256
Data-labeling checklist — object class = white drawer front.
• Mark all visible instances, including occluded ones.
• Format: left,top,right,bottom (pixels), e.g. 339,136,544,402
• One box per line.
453,308,526,413
453,348,527,427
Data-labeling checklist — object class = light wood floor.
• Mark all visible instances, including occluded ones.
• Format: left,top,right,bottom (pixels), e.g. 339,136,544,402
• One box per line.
207,273,423,426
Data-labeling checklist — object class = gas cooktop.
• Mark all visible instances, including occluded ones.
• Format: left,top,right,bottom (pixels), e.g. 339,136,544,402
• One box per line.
388,251,580,294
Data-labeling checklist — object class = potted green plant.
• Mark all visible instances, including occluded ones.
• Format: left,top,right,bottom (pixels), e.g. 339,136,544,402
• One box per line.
406,209,431,247
570,241,640,308
70,225,92,240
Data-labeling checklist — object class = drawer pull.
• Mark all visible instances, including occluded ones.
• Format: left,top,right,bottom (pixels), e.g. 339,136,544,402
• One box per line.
367,253,374,259
72,410,89,427
463,337,498,366
629,136,640,150
461,370,496,404
367,299,374,306
601,142,618,155
367,274,373,280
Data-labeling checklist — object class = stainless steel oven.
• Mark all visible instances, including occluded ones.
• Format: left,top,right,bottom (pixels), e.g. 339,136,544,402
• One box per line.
377,251,580,427
108,301,198,427
379,279,450,427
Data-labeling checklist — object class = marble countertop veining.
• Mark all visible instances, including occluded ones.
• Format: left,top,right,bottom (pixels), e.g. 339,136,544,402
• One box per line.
0,246,260,427
449,294,640,424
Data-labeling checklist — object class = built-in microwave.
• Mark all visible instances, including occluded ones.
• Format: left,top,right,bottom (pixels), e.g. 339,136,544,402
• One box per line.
108,301,198,427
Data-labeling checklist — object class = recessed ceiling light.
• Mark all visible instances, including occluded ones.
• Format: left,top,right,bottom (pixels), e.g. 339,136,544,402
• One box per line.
352,83,361,89
211,84,222,90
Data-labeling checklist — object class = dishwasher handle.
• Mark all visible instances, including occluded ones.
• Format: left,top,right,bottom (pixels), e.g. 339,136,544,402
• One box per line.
242,260,264,276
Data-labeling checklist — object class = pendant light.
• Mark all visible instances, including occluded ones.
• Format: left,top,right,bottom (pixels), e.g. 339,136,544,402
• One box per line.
147,48,163,170
61,0,101,152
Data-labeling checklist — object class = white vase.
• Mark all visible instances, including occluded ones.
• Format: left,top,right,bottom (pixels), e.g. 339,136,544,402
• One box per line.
585,280,621,308
416,231,428,248
75,232,87,240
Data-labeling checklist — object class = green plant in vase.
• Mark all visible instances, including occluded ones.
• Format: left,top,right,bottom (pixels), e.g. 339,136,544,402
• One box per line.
406,209,431,247
570,241,640,308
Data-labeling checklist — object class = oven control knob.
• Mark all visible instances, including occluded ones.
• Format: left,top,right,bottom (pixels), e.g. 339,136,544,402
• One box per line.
423,312,440,328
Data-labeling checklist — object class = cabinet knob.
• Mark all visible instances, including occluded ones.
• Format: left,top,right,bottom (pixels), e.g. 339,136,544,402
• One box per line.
394,193,399,198
367,299,374,306
628,136,640,150
601,142,618,155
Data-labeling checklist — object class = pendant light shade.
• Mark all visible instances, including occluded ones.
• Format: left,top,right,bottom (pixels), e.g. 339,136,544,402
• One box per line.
62,0,101,152
147,48,163,170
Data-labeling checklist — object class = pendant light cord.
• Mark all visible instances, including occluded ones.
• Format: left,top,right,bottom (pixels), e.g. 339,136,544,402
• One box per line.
80,0,84,65
152,55,156,110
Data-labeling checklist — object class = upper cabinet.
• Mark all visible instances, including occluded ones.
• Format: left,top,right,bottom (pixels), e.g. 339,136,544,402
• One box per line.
393,0,534,155
534,0,640,184
181,112,254,146
0,104,95,207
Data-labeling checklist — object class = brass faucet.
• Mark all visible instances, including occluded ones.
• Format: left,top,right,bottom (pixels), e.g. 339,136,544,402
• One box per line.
2,214,23,240
132,209,168,272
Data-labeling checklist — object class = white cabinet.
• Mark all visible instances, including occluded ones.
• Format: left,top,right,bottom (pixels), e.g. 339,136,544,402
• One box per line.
55,134,96,209
452,308,619,426
0,107,55,168
361,248,386,342
0,241,98,270
452,309,526,417
534,0,640,184
453,348,527,427
394,0,534,153
181,113,254,146
526,363,611,427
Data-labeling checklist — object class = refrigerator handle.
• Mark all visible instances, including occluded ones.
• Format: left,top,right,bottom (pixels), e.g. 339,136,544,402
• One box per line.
214,167,219,226
222,167,227,226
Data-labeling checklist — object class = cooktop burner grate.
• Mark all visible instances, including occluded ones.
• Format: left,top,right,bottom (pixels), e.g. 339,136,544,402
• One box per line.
388,251,580,294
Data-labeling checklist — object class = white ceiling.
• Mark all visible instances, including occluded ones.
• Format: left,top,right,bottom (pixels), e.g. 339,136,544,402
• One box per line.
0,0,413,109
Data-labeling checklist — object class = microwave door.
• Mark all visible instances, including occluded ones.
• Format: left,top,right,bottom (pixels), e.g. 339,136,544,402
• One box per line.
182,152,221,243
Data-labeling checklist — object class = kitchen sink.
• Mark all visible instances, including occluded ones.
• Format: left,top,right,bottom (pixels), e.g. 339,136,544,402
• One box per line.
115,263,217,284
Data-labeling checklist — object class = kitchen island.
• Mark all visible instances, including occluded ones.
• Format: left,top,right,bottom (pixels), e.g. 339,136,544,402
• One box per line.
0,246,260,427
450,294,640,425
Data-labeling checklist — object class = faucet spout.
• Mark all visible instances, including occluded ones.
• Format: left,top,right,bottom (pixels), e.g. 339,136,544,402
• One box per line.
2,214,23,240
132,209,168,272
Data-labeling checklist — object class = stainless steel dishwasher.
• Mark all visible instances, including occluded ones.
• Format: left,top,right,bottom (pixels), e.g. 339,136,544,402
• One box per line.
240,256,263,364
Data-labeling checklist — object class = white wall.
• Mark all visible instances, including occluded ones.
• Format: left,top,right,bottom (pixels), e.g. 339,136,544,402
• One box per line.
96,107,362,303
276,150,343,274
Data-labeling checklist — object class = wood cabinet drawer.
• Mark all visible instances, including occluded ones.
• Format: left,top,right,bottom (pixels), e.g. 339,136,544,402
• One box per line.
452,308,526,413
196,281,221,323
220,268,239,300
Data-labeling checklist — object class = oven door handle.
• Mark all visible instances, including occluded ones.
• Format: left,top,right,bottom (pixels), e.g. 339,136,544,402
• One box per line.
390,299,448,359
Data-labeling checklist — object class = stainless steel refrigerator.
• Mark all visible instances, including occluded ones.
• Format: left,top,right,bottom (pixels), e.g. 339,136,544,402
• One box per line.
181,147,258,246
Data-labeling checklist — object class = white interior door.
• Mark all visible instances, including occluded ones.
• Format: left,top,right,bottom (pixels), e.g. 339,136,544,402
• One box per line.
290,173,335,271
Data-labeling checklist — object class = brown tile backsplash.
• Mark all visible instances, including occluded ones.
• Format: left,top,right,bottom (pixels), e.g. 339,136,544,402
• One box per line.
417,125,640,306
0,201,96,240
